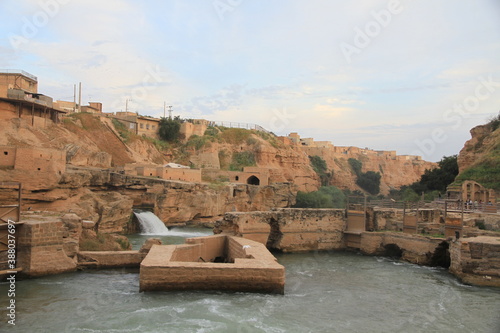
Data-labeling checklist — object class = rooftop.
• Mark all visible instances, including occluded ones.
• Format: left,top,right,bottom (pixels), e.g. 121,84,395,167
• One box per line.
0,69,37,82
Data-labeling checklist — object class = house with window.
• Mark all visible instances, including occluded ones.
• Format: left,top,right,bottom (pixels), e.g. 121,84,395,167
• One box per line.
0,69,67,126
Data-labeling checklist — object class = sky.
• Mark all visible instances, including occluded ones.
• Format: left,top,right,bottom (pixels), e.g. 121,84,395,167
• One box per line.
1,0,499,162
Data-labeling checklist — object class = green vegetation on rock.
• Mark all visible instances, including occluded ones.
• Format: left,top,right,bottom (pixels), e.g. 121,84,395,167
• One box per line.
229,151,256,171
293,186,346,208
158,116,182,142
348,158,381,195
309,155,333,186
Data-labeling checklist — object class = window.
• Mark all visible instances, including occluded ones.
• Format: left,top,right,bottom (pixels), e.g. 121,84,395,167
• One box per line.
146,124,150,130
140,123,144,129
3,151,8,155
152,125,155,130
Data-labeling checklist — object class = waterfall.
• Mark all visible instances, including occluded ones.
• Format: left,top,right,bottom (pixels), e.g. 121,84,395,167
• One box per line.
134,210,170,235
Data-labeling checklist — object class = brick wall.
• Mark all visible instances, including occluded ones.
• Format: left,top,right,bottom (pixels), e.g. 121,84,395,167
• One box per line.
140,237,285,294
16,219,76,277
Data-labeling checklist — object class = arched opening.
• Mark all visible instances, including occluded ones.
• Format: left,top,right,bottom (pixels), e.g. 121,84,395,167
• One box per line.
247,175,260,185
235,176,239,181
266,217,283,252
430,241,450,268
384,244,403,258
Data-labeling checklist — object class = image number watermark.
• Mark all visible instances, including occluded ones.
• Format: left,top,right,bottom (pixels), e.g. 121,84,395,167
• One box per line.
5,219,18,326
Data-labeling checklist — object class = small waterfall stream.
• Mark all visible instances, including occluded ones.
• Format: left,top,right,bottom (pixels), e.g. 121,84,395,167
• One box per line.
134,210,170,235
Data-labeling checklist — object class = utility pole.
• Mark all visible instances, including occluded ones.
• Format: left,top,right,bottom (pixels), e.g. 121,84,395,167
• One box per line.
168,105,173,119
163,101,166,118
78,82,82,112
125,99,132,113
73,84,76,113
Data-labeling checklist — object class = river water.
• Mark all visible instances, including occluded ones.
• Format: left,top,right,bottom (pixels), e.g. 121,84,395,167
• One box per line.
1,229,499,333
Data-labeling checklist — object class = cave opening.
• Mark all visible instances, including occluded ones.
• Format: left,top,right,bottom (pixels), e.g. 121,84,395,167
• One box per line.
384,244,403,258
430,241,451,268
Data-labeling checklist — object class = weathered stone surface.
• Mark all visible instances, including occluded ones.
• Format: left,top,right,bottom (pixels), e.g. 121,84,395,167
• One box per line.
77,251,145,268
457,123,500,173
215,208,346,252
140,236,285,294
359,232,445,265
139,238,162,253
449,236,500,287
17,217,77,277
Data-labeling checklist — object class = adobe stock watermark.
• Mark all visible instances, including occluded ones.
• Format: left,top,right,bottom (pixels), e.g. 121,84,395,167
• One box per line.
268,107,296,133
411,74,500,159
213,0,244,21
109,65,164,112
340,0,405,64
8,0,72,50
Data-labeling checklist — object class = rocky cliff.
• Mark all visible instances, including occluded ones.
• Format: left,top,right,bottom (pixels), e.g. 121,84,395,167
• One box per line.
456,115,500,190
0,113,438,231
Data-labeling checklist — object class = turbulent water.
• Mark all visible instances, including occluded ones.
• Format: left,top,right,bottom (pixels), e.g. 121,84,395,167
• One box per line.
1,245,499,332
134,210,170,235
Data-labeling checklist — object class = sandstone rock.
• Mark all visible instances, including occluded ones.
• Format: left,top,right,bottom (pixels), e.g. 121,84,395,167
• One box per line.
449,236,500,287
139,238,162,253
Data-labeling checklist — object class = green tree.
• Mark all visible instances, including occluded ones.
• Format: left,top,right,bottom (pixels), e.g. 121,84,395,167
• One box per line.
348,158,381,195
309,155,333,186
293,186,346,208
348,158,362,176
357,171,381,195
158,116,182,142
410,155,458,193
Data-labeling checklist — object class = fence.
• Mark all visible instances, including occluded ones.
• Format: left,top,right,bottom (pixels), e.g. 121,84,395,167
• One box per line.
209,121,271,134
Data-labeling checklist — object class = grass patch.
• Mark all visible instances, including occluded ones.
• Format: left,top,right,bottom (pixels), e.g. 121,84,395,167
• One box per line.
220,128,252,144
229,151,256,171
186,135,213,151
79,231,130,251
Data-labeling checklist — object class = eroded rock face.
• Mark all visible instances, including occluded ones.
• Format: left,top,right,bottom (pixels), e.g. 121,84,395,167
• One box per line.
457,124,499,173
449,236,500,287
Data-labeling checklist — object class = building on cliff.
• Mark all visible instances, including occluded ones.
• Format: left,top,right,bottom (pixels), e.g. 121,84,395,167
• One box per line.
105,112,160,139
0,69,67,126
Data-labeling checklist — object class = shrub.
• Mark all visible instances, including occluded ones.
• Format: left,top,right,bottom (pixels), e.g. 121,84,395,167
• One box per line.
204,126,219,137
309,155,333,186
158,116,182,142
293,186,346,208
356,171,381,195
220,128,251,144
348,158,381,195
186,135,212,151
348,158,362,176
229,151,256,171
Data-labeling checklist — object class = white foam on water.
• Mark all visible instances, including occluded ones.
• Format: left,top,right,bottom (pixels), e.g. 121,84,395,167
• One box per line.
134,211,169,235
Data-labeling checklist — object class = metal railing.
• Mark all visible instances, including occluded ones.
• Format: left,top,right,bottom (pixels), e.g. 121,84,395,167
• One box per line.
0,69,37,81
209,121,271,134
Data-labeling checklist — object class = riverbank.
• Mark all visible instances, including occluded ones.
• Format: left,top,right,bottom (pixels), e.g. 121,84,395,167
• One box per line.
1,251,499,332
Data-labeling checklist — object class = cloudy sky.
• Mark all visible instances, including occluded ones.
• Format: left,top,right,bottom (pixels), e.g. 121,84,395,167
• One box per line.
1,0,499,161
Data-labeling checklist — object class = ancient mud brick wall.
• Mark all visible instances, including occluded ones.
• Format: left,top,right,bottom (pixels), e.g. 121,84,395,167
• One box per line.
449,236,500,287
17,218,76,277
359,232,443,265
140,236,285,294
185,235,226,262
216,208,346,252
